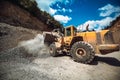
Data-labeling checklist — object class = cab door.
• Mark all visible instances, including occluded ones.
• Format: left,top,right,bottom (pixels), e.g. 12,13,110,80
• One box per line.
63,26,75,46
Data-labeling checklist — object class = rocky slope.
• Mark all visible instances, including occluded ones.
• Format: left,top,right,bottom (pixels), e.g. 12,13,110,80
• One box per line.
109,16,120,31
109,16,120,44
0,1,49,31
0,23,41,52
0,0,63,31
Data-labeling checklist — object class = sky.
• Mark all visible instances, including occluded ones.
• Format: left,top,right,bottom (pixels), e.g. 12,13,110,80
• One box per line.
35,0,120,31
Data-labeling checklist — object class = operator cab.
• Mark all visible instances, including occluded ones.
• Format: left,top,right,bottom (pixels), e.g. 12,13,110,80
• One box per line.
65,25,77,37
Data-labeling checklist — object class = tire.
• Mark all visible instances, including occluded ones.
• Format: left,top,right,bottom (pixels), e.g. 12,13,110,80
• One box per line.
70,41,95,63
49,43,59,57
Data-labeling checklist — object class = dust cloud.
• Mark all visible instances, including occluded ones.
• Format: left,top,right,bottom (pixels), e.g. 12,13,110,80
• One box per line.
0,34,51,80
19,34,49,58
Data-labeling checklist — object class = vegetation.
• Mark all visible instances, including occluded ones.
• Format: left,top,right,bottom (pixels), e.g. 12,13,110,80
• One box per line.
4,0,63,31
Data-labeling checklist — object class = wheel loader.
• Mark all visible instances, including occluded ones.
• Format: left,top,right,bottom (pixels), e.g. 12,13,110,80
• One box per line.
43,25,120,63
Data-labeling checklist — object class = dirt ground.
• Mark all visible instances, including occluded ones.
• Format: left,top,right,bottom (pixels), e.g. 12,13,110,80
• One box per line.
0,36,120,80
0,23,120,80
0,47,120,80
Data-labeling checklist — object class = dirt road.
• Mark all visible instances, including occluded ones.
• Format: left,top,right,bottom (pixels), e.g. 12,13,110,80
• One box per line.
0,35,120,80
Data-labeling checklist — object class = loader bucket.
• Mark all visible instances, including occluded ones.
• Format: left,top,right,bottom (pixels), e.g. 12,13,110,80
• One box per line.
43,32,56,46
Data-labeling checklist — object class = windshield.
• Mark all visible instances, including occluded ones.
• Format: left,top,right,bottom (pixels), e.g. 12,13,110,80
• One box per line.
66,28,71,36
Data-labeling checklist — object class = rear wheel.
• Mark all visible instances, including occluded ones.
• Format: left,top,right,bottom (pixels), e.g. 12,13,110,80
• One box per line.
49,43,59,57
70,41,95,63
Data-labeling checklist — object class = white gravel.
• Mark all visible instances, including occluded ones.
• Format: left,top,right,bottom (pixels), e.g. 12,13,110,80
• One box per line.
0,34,120,80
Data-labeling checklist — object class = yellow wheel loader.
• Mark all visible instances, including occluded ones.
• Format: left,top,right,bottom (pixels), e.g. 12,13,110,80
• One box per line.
43,25,120,63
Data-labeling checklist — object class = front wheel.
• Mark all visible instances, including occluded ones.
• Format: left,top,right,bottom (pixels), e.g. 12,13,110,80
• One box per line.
70,41,95,63
49,43,59,57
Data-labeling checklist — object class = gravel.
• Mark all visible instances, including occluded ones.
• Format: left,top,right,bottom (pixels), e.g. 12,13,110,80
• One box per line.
0,41,120,80
0,30,120,80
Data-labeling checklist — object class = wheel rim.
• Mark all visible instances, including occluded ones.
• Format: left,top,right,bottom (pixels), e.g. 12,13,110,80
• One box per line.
50,48,53,53
75,48,86,58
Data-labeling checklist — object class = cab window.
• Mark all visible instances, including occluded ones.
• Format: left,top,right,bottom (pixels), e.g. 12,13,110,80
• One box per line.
73,28,77,36
66,28,71,36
